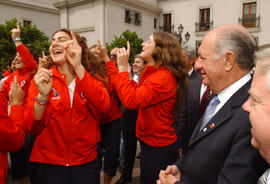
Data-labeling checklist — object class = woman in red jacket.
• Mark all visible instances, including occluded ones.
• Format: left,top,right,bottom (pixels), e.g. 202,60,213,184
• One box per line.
89,44,122,184
1,22,38,105
25,29,111,184
0,76,26,184
105,32,188,184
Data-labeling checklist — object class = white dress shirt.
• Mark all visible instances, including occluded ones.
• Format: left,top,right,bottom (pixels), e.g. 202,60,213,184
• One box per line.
68,79,76,107
214,73,251,115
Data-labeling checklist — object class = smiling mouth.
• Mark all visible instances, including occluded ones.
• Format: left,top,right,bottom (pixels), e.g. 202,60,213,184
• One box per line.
53,50,63,55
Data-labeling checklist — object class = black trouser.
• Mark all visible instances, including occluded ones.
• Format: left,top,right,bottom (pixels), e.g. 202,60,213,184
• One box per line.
120,130,138,179
140,140,178,184
10,146,28,180
36,159,99,184
25,135,39,184
100,118,122,177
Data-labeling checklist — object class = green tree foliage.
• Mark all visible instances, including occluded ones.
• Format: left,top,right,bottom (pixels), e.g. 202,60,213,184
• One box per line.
106,30,143,65
0,18,50,71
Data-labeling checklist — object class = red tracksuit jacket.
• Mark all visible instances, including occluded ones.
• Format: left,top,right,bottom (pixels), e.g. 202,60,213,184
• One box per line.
1,44,36,104
0,93,25,184
25,66,110,166
106,61,178,147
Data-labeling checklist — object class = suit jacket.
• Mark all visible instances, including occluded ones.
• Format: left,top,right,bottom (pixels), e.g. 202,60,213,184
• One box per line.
175,79,268,184
174,76,202,152
189,69,201,81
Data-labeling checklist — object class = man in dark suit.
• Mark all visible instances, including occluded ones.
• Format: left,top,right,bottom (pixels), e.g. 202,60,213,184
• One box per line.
173,45,202,153
182,45,200,81
116,54,145,184
158,24,268,184
174,77,203,153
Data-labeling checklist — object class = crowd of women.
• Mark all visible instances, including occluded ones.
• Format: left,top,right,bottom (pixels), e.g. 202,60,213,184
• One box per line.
0,21,189,184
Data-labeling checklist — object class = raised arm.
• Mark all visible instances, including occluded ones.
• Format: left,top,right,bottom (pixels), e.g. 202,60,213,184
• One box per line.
10,21,37,69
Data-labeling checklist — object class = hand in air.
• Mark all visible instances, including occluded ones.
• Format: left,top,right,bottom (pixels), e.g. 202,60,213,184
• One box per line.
97,40,110,63
63,31,82,68
34,61,53,97
117,41,130,72
10,21,21,41
9,75,25,106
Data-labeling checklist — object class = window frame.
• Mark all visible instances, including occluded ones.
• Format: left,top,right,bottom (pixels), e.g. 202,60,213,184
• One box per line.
199,8,210,32
162,13,172,33
242,2,257,28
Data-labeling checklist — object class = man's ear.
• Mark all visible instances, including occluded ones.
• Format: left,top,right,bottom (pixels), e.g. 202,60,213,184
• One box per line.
224,51,235,72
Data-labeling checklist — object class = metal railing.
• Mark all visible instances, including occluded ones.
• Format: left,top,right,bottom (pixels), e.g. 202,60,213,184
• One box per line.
195,21,213,32
159,25,174,33
238,16,260,28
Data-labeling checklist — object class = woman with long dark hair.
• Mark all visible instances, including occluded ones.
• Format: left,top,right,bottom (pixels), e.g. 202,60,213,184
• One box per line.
25,29,110,184
105,32,189,184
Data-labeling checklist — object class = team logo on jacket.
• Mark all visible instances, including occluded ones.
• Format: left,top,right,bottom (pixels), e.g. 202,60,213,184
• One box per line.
20,80,25,87
10,80,25,88
51,88,60,100
81,92,86,101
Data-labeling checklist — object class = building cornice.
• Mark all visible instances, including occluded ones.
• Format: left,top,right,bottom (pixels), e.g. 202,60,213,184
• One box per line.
54,0,161,15
157,0,169,2
111,0,162,15
54,0,95,9
0,0,59,14
73,26,95,33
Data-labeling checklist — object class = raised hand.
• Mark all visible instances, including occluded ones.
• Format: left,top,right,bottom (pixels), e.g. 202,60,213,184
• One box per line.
63,31,82,68
38,51,51,69
117,41,130,72
9,75,25,106
10,21,21,40
34,67,53,97
97,40,110,63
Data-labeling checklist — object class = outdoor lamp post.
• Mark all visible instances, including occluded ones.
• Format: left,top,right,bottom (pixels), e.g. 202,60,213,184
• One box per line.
174,24,190,45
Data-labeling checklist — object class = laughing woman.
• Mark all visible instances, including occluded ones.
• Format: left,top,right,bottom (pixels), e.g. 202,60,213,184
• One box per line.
105,32,189,184
25,29,111,184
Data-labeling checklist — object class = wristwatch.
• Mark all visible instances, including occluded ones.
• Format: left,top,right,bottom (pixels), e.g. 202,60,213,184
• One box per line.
13,37,21,42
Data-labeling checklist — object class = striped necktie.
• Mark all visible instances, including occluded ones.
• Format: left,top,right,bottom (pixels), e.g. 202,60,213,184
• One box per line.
199,95,220,131
200,87,211,117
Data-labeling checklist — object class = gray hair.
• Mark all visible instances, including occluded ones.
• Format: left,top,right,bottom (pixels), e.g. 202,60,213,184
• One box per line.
254,44,270,92
214,26,257,71
134,54,146,64
182,45,196,58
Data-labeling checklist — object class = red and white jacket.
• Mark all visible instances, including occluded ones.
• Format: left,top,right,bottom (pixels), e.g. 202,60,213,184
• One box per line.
25,66,110,166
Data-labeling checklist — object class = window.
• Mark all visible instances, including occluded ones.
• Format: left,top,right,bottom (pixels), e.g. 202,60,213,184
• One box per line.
242,2,256,28
135,13,141,25
199,8,210,31
154,18,157,29
163,13,171,33
125,9,141,26
23,20,32,27
125,10,131,23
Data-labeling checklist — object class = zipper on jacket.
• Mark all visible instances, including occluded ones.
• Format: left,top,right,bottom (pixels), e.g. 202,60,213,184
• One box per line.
66,86,72,167
66,111,71,166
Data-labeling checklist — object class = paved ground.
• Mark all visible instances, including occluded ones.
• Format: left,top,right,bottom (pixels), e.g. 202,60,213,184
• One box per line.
101,142,141,184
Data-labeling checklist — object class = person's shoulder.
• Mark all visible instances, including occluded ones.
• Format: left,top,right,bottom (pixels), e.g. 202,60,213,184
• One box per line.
190,70,201,81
